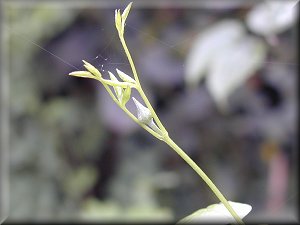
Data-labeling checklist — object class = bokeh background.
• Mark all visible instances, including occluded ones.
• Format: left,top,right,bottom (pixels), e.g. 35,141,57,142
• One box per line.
1,0,298,223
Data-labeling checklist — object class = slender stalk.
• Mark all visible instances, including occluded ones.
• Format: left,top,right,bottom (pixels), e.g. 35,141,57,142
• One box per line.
119,36,168,135
72,5,245,223
120,37,140,85
118,28,244,225
164,137,244,224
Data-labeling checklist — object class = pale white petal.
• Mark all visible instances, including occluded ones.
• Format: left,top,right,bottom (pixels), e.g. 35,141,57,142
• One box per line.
246,1,298,36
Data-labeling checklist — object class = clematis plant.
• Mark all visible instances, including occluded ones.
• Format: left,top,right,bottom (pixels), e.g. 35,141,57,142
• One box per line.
68,2,252,224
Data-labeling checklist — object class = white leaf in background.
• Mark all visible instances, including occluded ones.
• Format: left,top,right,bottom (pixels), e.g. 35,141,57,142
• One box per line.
206,36,267,111
246,0,298,36
185,20,245,86
177,201,252,224
197,1,249,10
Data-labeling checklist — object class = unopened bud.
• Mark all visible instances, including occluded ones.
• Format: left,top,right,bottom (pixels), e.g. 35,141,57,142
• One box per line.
132,97,152,124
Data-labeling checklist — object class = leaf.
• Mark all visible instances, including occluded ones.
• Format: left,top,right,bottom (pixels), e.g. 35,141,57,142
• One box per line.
246,0,299,36
206,36,267,111
121,85,131,106
68,71,97,79
108,71,123,101
116,68,136,84
185,20,245,87
177,201,252,224
121,2,133,25
132,97,152,124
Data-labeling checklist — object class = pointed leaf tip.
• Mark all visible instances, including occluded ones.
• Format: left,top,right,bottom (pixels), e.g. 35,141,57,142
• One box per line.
108,71,118,81
122,2,133,22
115,9,122,32
116,68,136,84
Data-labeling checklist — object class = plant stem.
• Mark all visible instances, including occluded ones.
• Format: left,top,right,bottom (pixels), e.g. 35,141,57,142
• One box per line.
119,36,168,135
118,29,243,224
164,136,244,225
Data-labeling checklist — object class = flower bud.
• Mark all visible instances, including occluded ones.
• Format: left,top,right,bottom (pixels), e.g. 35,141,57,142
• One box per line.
68,71,96,79
132,97,152,124
82,60,101,78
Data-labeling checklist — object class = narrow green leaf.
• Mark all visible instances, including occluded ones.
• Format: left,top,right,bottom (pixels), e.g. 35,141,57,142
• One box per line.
121,2,133,29
122,2,132,22
115,9,122,33
108,71,123,101
116,68,136,84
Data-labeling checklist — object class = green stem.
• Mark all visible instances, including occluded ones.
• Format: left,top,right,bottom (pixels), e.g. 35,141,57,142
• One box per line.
120,37,140,85
164,136,244,225
119,36,168,135
117,28,243,224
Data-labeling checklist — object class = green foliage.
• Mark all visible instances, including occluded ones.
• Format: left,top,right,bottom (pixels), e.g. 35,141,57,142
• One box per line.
80,198,172,222
63,167,97,199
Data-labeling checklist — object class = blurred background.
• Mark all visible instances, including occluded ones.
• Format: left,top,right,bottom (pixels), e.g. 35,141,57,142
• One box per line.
1,0,298,223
